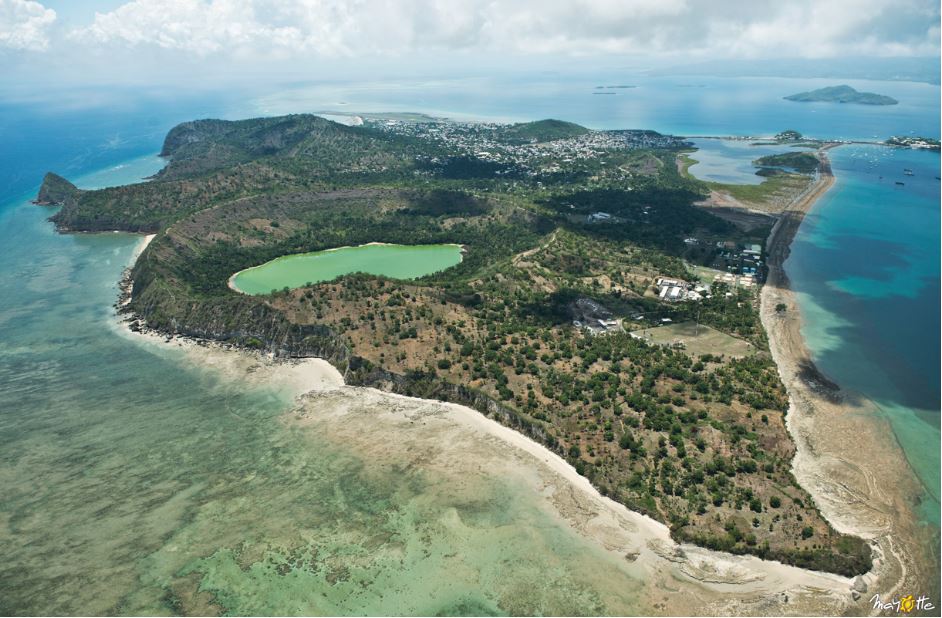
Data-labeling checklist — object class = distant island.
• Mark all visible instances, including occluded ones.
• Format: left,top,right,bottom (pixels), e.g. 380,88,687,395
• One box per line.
784,85,898,106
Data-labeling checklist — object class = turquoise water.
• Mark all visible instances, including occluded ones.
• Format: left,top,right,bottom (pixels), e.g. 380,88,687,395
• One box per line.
786,145,941,524
232,244,463,295
255,74,940,140
0,160,648,615
4,75,937,204
0,75,939,613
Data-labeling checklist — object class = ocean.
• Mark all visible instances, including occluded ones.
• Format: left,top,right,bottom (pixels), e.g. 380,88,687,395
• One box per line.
254,74,941,140
0,73,938,613
786,144,941,523
0,158,648,615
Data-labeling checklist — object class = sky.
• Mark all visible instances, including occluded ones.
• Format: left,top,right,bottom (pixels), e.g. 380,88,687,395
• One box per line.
0,0,939,91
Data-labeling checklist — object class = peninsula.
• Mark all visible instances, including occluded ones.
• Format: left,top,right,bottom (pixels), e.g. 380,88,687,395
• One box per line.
886,135,941,151
38,114,872,576
784,85,898,105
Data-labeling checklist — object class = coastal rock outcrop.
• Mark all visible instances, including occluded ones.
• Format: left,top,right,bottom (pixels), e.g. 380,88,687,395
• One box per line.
34,172,80,205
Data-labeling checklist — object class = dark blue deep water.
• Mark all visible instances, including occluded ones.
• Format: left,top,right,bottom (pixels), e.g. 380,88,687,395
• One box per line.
787,144,941,521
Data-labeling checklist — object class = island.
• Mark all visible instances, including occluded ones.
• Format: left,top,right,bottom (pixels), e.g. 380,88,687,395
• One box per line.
784,84,898,105
38,113,872,576
754,152,821,175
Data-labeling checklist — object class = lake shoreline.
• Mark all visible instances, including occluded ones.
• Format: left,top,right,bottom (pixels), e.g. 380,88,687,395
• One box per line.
759,148,935,602
111,231,868,616
227,242,465,295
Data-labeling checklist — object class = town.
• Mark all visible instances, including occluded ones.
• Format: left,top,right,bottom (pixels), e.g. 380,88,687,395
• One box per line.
365,118,692,179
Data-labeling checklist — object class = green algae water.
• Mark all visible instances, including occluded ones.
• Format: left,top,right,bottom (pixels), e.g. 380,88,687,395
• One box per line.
0,160,647,615
231,244,463,295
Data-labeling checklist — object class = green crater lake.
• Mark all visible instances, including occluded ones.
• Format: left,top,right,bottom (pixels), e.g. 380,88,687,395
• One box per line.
230,243,463,295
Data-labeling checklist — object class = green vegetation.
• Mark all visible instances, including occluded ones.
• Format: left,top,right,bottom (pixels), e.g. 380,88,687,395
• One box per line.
34,172,80,205
774,130,803,142
45,113,870,576
754,152,820,175
784,85,898,106
885,136,941,151
496,119,591,144
708,171,811,206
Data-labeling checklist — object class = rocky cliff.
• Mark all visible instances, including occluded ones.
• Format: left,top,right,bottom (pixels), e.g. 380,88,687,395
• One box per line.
34,172,80,205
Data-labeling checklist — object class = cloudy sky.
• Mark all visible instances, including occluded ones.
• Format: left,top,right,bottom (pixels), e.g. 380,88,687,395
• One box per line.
1,0,939,86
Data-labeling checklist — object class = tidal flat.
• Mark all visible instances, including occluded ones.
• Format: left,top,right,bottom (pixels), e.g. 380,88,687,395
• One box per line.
103,327,862,616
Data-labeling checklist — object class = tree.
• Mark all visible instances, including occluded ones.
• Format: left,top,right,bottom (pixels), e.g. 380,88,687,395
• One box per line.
775,303,787,313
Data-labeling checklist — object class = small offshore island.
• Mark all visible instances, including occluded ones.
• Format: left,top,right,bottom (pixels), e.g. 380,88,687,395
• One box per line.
784,84,898,105
37,113,876,579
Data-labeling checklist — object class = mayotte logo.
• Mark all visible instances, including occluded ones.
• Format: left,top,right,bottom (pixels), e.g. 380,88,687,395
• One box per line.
870,593,934,613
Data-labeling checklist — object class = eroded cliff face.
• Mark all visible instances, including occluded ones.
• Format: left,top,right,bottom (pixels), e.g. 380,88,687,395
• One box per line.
123,236,544,461
126,285,352,365
346,360,557,450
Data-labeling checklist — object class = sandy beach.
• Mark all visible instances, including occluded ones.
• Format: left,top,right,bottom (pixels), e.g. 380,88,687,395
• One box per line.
114,299,863,615
121,327,863,615
109,159,932,614
760,150,937,608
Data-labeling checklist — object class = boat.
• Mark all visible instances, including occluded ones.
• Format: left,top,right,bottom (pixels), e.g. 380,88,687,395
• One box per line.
895,181,905,186
903,168,914,176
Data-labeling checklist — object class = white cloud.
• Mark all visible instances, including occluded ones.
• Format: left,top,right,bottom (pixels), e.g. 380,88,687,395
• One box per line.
0,0,55,51
54,0,942,60
73,0,357,57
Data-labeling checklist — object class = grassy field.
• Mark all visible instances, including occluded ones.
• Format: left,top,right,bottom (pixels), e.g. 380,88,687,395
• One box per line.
688,264,729,284
708,172,811,207
676,152,698,177
631,320,756,358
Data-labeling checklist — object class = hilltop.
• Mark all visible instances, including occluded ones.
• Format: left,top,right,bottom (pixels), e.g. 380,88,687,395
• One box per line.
33,172,80,205
496,119,591,144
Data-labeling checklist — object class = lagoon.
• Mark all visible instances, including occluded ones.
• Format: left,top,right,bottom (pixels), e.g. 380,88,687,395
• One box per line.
230,243,464,295
686,138,800,185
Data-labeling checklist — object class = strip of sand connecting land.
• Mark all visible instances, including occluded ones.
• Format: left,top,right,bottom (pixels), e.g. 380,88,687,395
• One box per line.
112,151,934,614
759,149,937,606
